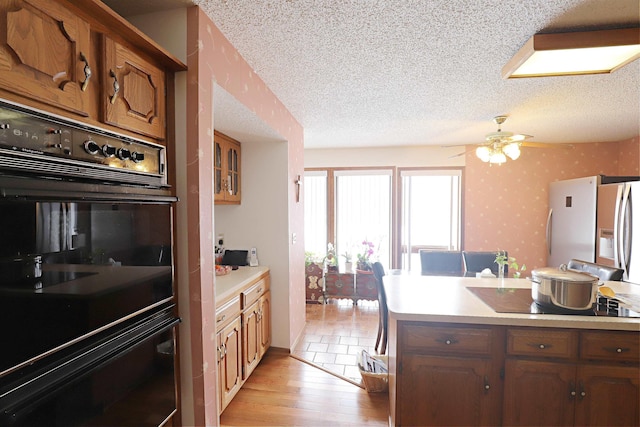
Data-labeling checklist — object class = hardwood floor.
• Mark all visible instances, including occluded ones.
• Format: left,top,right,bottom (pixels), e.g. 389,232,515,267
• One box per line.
220,349,389,426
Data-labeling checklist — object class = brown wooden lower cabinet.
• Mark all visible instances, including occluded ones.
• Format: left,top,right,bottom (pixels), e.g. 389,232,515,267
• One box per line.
215,272,271,414
398,355,501,426
217,316,243,411
242,291,271,379
392,322,639,426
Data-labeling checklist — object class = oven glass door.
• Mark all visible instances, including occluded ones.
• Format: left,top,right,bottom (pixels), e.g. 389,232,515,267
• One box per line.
0,199,174,375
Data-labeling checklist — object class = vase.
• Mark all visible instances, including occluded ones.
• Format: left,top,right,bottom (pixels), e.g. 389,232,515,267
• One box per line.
357,261,371,271
345,262,353,273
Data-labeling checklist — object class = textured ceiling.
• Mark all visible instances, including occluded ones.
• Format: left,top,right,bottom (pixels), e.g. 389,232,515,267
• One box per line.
104,0,640,149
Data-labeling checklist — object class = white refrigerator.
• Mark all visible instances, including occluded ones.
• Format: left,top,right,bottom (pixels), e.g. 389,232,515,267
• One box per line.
597,181,640,283
546,176,599,268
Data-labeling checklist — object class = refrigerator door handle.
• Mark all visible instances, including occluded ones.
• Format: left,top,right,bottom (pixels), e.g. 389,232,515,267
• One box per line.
546,208,553,255
618,184,632,275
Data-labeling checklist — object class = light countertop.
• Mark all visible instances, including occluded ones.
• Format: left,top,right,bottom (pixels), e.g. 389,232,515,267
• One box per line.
384,275,640,331
215,265,269,304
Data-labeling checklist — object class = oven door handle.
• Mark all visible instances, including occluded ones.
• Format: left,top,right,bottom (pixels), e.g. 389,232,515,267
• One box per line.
0,311,180,424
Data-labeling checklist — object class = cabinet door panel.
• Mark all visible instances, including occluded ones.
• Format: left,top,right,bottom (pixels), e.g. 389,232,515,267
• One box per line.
242,300,260,379
575,364,640,427
398,354,500,426
0,0,91,115
503,359,574,426
213,131,241,204
218,317,242,413
259,292,271,358
103,36,165,140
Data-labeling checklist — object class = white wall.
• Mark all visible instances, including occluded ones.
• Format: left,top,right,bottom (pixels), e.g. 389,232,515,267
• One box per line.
214,138,290,348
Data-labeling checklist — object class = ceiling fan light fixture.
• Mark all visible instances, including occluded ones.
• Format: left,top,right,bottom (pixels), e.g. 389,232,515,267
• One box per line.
476,146,491,162
489,151,507,164
503,143,521,160
502,28,640,78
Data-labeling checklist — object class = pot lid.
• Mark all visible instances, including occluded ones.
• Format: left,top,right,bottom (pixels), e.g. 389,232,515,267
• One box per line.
532,265,599,282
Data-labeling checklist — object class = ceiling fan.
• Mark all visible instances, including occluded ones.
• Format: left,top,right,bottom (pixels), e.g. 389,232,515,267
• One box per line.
452,116,573,164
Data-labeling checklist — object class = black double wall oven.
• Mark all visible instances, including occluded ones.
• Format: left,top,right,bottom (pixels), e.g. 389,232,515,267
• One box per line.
0,100,179,426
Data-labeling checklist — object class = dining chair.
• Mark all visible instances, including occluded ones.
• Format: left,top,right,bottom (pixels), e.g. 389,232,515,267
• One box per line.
372,262,388,355
419,250,464,276
567,259,624,281
462,251,506,277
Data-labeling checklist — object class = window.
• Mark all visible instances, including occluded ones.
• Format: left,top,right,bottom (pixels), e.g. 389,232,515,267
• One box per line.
335,170,392,268
304,171,328,258
304,167,462,272
399,169,462,271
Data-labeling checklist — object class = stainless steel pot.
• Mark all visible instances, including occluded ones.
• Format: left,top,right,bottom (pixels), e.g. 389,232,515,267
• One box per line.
0,254,42,284
530,265,600,311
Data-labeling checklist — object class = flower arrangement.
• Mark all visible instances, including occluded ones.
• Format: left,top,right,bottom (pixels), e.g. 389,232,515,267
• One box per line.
495,251,526,278
356,240,377,271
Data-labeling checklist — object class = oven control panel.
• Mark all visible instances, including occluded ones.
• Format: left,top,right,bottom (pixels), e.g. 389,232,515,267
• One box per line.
0,101,166,187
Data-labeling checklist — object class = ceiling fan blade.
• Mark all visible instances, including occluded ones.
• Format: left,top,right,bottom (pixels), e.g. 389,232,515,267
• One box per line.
520,142,574,149
510,134,532,142
447,147,477,158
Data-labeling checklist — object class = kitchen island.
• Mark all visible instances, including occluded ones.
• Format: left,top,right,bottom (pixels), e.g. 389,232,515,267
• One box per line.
384,276,640,426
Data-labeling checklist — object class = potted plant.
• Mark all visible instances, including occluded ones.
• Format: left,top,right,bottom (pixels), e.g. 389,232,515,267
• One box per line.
342,250,353,273
356,240,376,272
324,243,338,272
495,251,526,278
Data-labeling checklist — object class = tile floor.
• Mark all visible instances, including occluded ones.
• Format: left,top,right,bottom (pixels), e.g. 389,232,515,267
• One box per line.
292,298,381,386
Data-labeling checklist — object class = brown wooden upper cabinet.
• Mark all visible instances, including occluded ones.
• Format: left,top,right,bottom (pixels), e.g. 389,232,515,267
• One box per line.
102,37,166,140
214,131,241,204
0,0,93,117
0,0,185,143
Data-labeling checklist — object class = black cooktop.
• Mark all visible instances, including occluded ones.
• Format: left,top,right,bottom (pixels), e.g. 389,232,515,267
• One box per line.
467,287,640,318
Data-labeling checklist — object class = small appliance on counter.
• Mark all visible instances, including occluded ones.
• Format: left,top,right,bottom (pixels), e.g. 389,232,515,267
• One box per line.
249,247,259,266
221,250,248,266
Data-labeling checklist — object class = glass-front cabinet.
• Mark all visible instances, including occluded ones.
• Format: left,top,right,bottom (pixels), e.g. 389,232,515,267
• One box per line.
214,131,241,204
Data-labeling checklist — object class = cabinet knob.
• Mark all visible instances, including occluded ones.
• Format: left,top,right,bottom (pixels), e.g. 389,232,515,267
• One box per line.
603,346,629,354
539,344,546,349
109,69,120,104
79,51,92,92
483,376,490,393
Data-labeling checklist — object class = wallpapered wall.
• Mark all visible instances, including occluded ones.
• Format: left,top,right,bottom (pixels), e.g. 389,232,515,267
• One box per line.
464,137,639,274
185,7,305,426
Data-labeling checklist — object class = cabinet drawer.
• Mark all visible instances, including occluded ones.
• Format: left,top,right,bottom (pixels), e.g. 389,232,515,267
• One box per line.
215,296,241,332
507,328,578,359
242,278,269,308
580,330,640,363
402,323,495,356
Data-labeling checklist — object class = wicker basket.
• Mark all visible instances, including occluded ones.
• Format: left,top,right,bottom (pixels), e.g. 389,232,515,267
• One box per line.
358,354,389,393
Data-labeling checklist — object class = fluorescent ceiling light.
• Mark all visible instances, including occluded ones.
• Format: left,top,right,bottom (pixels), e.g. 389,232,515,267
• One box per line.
503,28,640,78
